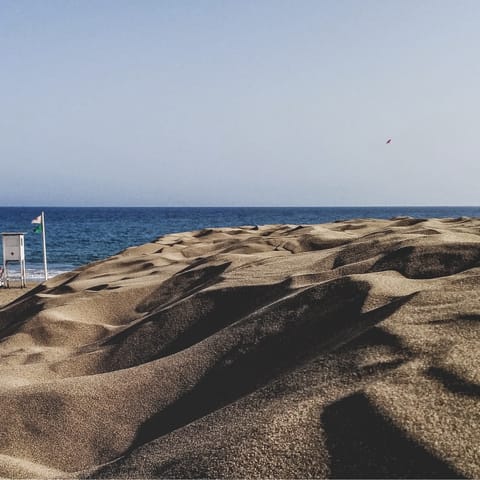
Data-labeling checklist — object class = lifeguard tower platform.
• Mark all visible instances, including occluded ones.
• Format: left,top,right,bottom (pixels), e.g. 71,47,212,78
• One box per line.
2,233,26,288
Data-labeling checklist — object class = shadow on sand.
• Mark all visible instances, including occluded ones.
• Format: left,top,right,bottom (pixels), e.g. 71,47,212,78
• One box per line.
321,392,463,478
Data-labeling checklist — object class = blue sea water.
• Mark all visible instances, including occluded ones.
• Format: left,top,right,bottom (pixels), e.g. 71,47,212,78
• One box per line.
0,206,479,280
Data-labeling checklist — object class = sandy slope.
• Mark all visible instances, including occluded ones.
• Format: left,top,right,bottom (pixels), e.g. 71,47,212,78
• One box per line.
0,217,479,478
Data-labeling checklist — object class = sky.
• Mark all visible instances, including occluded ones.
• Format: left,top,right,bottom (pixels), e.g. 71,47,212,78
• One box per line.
1,0,480,206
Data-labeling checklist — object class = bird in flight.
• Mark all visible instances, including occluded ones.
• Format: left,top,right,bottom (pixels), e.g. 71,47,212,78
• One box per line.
386,138,392,144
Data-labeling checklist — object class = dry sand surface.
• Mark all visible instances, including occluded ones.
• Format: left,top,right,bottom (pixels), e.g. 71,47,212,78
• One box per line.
0,285,37,309
0,217,479,478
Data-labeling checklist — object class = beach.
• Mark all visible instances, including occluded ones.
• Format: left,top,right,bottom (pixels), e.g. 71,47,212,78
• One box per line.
0,217,479,478
0,284,36,308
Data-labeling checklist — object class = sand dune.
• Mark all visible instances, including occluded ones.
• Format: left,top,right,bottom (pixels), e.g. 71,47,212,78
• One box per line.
0,218,479,478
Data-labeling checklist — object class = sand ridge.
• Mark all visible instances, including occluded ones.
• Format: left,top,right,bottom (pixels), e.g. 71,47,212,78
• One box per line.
0,217,478,478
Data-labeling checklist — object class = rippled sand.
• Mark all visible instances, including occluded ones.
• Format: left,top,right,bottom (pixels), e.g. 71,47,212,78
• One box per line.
0,217,478,478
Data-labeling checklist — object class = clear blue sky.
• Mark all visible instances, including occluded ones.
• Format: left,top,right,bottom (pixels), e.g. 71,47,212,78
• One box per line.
1,0,479,206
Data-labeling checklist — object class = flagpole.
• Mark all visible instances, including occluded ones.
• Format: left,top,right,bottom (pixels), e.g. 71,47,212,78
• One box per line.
41,211,48,281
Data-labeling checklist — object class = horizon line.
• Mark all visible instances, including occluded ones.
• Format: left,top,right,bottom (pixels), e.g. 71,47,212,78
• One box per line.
0,205,479,209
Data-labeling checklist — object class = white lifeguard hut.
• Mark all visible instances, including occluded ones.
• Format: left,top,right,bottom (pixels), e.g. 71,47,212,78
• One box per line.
2,232,26,288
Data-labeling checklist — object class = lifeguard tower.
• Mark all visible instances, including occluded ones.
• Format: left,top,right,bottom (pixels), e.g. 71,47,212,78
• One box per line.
2,233,26,288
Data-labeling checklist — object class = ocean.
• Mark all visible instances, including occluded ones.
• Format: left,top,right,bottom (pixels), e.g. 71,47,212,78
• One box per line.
1,206,479,280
